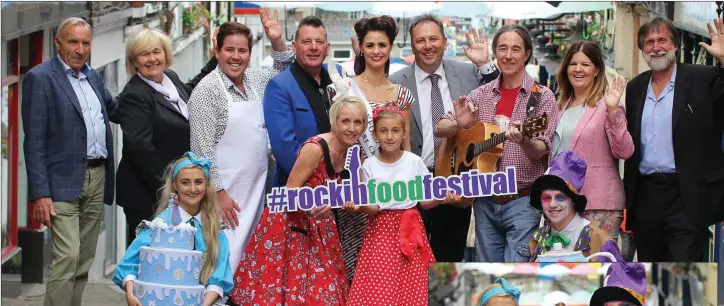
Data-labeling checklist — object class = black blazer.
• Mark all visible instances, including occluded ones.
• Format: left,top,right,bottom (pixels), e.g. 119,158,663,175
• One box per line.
623,63,724,229
115,69,192,214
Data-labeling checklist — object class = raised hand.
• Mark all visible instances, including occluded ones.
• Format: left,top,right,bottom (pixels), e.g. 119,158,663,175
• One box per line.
604,75,626,112
259,8,282,42
463,28,490,67
210,26,220,56
699,18,724,64
454,96,478,129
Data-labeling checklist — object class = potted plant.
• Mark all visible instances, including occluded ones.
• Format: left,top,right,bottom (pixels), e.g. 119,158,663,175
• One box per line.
193,3,211,30
182,6,193,34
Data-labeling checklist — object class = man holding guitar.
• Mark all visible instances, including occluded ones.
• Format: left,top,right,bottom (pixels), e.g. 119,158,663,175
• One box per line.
434,24,557,262
388,13,499,262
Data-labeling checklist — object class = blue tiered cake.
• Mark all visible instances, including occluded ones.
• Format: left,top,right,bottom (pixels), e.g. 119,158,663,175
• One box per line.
133,215,205,306
535,242,589,262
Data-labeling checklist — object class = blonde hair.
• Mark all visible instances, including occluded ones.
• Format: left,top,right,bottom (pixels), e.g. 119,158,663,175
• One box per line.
125,28,174,75
479,283,516,305
153,157,221,285
56,17,92,40
329,96,368,131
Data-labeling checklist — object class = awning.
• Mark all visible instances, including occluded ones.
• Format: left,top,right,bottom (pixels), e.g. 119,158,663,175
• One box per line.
545,1,613,18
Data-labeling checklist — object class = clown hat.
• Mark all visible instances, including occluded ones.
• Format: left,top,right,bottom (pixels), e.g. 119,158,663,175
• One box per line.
530,151,587,212
589,262,647,306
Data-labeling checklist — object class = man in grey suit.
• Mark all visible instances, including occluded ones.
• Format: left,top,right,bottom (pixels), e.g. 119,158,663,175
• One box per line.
389,13,499,262
21,17,117,306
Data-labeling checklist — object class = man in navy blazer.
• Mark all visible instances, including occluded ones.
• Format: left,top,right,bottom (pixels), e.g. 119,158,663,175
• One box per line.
265,16,343,187
21,17,117,306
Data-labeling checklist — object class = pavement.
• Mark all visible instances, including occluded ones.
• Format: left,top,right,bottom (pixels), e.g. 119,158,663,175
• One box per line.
1,278,126,306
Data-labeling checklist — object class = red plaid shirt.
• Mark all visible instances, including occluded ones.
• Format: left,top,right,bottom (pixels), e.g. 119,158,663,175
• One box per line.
442,73,557,189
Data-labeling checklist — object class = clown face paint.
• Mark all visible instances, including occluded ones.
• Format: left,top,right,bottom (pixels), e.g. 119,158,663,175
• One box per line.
541,189,574,228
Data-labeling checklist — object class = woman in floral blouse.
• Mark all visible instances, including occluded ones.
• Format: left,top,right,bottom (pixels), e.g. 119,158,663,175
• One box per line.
188,9,294,275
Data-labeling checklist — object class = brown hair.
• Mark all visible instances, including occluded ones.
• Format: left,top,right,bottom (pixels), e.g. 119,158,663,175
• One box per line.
372,107,406,128
216,22,253,51
637,17,680,50
295,15,327,40
354,15,399,75
556,41,608,110
409,13,444,40
373,107,406,152
492,24,533,65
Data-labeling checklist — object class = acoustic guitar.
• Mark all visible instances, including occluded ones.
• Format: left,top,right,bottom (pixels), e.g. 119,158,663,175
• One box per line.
434,114,549,205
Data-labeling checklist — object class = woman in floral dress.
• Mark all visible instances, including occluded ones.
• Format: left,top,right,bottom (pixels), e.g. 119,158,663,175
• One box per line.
228,97,368,306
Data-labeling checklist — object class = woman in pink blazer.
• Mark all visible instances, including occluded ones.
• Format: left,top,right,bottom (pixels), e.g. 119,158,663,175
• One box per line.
550,41,634,241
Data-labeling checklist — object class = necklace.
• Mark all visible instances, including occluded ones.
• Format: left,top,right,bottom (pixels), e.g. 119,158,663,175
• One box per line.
359,76,395,96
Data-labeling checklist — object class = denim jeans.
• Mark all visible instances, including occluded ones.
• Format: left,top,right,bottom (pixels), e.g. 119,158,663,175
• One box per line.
473,196,542,262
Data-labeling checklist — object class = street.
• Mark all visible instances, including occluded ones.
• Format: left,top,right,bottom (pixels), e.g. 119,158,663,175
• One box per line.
1,279,126,306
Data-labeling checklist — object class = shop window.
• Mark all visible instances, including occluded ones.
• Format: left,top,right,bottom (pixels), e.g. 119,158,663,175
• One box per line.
332,49,352,62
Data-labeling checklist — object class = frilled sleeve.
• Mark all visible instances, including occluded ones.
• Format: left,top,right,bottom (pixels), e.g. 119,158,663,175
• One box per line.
112,227,152,290
204,232,234,298
604,105,635,160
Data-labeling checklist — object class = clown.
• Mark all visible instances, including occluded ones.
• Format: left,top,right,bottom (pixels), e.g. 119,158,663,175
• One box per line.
589,259,648,306
528,151,620,262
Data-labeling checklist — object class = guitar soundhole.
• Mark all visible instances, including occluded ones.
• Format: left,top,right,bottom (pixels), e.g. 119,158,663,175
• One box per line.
465,144,475,164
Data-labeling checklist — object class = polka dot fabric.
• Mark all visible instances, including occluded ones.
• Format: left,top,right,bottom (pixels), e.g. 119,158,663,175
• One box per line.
228,137,348,306
346,208,435,306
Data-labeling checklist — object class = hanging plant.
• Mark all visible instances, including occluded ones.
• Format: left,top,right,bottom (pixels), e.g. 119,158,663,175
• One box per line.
429,263,458,288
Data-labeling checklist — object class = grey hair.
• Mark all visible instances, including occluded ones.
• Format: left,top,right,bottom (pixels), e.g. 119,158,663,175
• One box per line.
55,17,92,40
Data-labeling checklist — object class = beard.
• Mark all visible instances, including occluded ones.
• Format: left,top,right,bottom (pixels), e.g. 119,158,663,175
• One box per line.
644,48,676,71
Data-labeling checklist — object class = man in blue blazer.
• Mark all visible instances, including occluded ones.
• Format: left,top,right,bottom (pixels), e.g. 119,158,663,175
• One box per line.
265,16,344,187
21,17,117,306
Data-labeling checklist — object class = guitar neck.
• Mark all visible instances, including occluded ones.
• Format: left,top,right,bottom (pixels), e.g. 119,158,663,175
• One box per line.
473,131,507,156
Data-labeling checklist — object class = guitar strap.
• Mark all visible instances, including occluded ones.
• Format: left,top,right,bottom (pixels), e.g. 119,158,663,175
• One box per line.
525,81,543,119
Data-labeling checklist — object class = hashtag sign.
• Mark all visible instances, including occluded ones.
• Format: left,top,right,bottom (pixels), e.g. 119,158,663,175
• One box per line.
267,187,289,213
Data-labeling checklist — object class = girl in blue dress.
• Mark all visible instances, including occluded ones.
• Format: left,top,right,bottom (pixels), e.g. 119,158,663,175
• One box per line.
113,152,233,306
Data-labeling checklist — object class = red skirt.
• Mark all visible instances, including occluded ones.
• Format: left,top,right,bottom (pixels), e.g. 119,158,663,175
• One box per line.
347,208,435,306
229,209,349,305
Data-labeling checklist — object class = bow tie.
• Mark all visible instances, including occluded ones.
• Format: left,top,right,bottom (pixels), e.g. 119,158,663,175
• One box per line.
544,232,571,248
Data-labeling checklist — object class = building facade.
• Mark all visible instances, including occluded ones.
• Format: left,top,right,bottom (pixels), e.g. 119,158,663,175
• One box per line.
1,1,214,289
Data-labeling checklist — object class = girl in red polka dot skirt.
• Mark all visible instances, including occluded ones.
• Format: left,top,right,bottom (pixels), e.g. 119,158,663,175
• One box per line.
342,106,461,306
